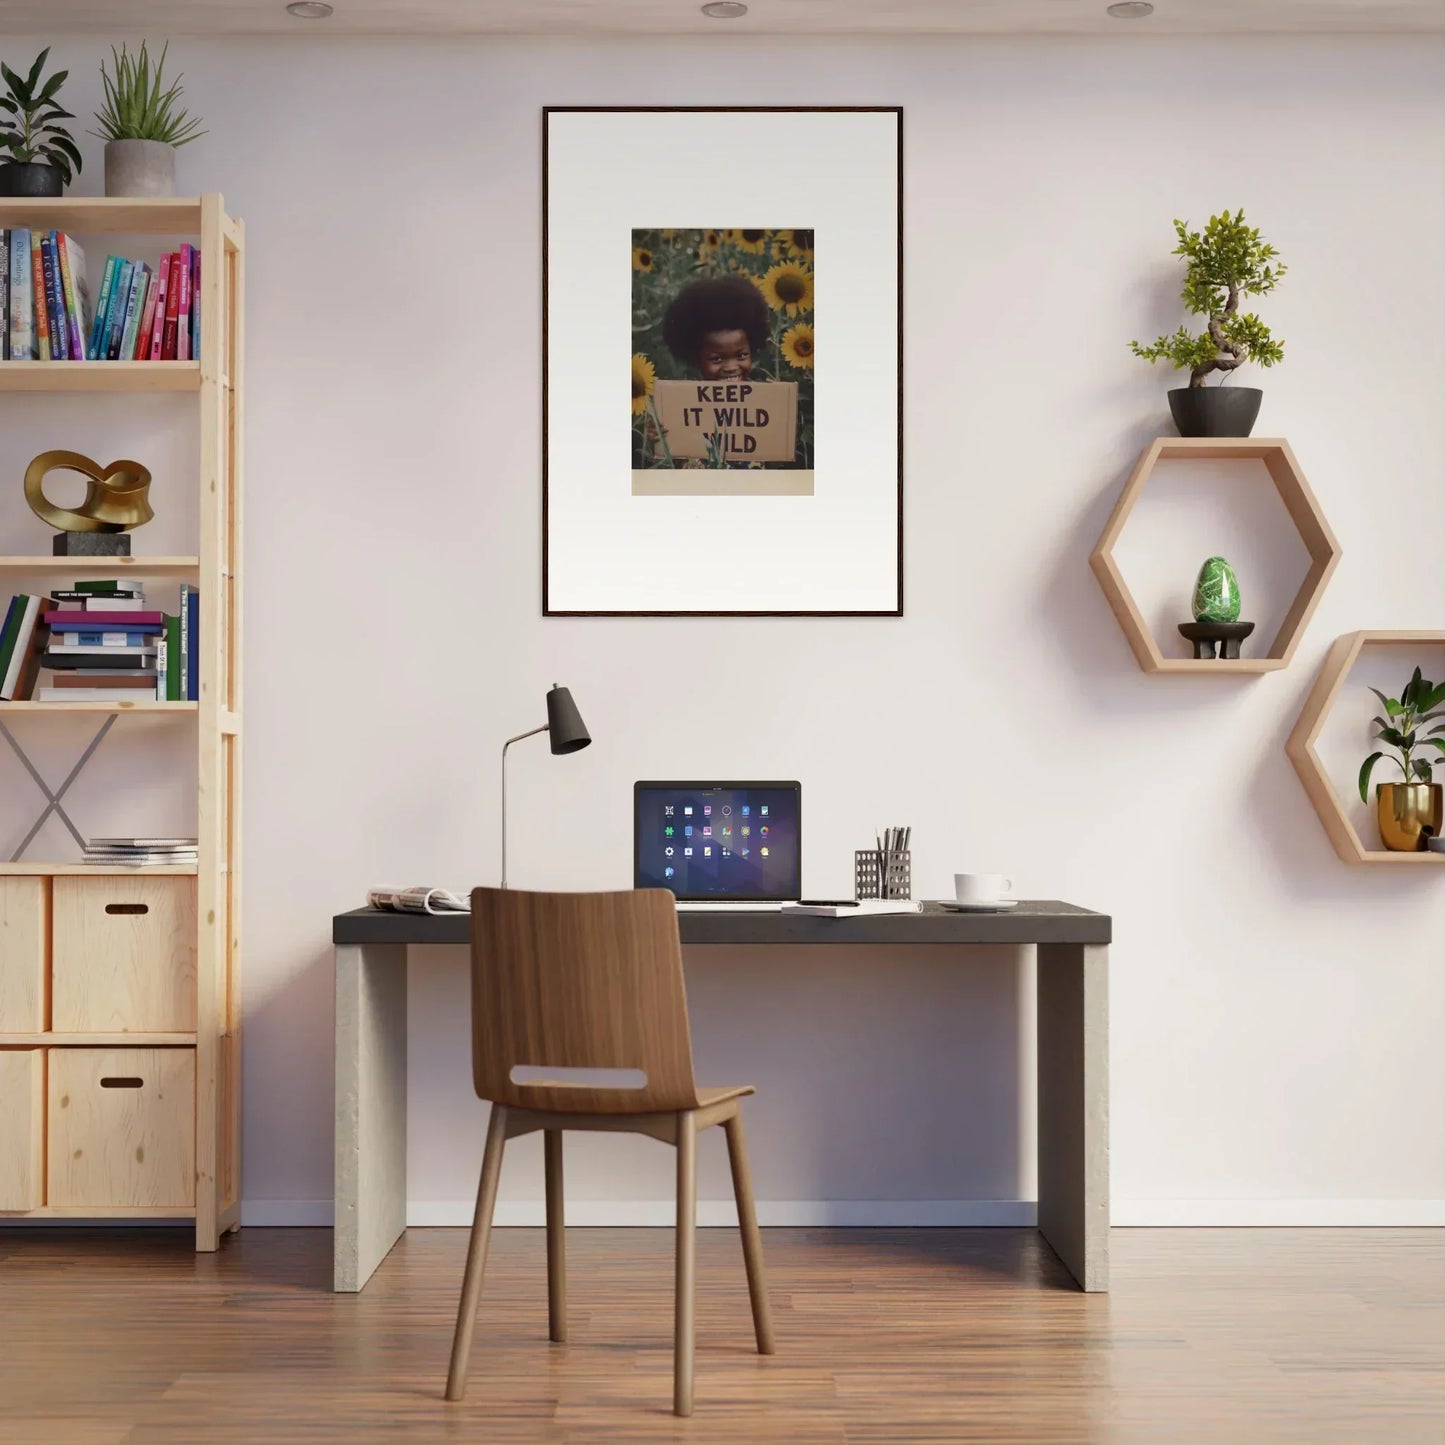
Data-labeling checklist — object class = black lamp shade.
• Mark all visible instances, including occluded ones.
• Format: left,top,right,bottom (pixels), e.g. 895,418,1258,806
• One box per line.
546,684,591,754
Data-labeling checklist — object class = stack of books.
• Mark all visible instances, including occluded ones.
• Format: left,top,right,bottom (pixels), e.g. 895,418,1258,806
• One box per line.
1,230,199,362
84,837,198,868
0,580,199,703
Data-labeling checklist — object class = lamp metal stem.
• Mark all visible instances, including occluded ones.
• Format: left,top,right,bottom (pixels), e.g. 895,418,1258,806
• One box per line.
500,724,549,888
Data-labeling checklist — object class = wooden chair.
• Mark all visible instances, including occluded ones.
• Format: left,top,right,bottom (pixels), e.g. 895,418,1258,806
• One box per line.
445,887,775,1417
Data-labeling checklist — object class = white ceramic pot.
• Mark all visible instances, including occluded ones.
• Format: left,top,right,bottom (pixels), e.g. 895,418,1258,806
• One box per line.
104,139,177,198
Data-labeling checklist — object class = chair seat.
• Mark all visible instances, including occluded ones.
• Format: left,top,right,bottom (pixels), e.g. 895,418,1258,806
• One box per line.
697,1084,754,1108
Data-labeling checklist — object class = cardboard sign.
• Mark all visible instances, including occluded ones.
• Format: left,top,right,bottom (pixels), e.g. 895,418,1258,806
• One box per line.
650,380,799,465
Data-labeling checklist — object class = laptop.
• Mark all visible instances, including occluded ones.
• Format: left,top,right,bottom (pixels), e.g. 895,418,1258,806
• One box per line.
634,781,801,910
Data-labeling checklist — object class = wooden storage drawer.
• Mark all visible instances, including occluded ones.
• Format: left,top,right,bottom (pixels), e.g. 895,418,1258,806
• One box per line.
0,877,48,1032
48,1048,195,1208
51,876,197,1033
0,1049,45,1211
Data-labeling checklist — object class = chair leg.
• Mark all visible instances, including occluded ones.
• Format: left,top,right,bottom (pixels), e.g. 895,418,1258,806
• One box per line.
674,1109,698,1418
544,1128,567,1343
445,1104,509,1402
723,1110,776,1355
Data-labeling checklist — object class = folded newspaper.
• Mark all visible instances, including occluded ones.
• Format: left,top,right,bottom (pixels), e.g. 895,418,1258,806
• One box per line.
367,886,471,915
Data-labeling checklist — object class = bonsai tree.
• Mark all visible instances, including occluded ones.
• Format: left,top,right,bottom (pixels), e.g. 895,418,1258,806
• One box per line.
0,48,82,185
1359,668,1445,802
1131,210,1285,388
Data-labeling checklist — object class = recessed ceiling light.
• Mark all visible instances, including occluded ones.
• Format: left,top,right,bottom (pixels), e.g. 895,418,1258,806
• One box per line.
701,1,748,17
286,1,334,16
1106,1,1154,16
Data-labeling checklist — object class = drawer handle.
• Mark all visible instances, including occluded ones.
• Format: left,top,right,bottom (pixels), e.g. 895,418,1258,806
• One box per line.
105,903,149,915
100,1076,144,1088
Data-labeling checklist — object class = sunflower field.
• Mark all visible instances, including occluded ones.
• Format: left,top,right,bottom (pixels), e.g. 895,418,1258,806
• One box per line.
631,228,815,470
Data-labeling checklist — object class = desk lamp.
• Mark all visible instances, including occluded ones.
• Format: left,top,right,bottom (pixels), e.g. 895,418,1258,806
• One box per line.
500,684,591,887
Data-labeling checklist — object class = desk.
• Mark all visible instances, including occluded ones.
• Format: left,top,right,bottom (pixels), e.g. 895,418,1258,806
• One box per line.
332,900,1110,1294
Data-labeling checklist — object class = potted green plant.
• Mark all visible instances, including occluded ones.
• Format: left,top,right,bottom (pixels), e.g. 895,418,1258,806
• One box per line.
92,42,205,198
1130,210,1285,438
1359,668,1445,852
0,49,82,197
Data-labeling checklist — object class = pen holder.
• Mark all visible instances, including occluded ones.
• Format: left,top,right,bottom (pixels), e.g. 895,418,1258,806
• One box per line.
855,849,911,901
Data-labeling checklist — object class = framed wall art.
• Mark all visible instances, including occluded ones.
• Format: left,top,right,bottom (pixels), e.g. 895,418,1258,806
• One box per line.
543,106,903,616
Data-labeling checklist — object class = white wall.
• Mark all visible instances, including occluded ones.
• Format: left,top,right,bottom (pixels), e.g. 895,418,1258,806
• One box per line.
2,33,1442,1227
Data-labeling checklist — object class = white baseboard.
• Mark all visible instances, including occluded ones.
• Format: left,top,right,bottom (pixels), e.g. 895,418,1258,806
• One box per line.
1112,1199,1445,1227
238,1197,1445,1229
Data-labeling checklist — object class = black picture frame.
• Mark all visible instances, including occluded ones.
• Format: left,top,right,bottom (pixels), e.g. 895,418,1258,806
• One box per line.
542,105,904,618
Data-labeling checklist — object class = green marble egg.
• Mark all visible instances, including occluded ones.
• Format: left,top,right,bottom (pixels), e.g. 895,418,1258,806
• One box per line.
1192,556,1241,623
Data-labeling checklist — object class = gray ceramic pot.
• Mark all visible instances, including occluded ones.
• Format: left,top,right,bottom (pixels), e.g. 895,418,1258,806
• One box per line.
1167,386,1263,438
104,139,176,198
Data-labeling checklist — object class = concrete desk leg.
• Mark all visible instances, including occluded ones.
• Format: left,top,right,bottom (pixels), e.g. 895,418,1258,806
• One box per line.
1036,943,1109,1291
334,943,409,1292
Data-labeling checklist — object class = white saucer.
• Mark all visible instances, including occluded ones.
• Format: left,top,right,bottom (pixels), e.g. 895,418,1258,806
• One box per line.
935,898,1019,912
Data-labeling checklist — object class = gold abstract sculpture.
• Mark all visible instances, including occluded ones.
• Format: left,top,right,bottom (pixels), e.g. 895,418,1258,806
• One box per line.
24,450,154,533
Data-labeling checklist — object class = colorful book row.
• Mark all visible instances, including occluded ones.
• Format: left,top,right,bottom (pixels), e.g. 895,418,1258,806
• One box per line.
0,582,199,702
0,230,199,362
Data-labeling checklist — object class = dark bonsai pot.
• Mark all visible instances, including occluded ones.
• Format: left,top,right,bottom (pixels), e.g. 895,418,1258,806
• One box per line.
1168,386,1263,438
0,161,64,197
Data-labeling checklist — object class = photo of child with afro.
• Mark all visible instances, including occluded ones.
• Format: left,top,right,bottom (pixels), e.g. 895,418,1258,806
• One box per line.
632,227,815,473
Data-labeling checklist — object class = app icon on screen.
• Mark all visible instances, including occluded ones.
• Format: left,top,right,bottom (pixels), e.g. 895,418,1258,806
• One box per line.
702,826,711,837
722,848,731,857
684,805,693,815
665,866,675,878
684,847,693,856
665,805,674,817
703,846,712,857
703,805,712,816
760,805,769,816
665,826,675,837
760,847,769,857
741,826,750,837
665,846,674,857
760,825,769,838
740,847,749,857
722,805,731,816
684,825,693,837
741,805,750,816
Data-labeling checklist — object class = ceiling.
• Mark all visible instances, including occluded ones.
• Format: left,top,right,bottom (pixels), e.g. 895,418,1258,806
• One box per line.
5,0,1443,37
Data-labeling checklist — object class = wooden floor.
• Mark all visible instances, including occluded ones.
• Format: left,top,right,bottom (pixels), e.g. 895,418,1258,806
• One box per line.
0,1226,1440,1444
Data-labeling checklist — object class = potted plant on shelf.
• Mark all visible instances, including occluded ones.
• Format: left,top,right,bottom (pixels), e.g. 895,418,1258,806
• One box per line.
0,49,82,197
92,42,205,198
1359,668,1445,852
1130,210,1285,438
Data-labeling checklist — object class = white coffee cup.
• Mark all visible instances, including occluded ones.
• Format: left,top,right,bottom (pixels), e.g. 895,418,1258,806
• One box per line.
954,873,1013,906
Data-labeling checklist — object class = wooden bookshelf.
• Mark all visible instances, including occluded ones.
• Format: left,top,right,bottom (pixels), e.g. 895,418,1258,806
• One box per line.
1286,631,1445,868
0,361,201,392
0,194,244,1250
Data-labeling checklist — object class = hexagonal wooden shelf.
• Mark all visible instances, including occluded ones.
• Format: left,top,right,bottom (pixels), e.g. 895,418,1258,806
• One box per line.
1286,630,1445,867
1090,437,1342,674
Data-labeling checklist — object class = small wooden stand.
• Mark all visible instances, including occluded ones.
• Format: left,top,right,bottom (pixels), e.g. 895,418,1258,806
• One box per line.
1177,620,1255,660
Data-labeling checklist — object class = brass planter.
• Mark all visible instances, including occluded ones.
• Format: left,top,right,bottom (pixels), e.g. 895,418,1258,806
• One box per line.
1376,782,1443,852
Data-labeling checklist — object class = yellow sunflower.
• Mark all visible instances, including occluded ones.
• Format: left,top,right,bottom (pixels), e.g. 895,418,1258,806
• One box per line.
773,229,815,261
659,228,679,239
696,228,724,258
632,245,655,272
781,322,814,370
631,353,656,416
727,228,771,255
759,260,814,317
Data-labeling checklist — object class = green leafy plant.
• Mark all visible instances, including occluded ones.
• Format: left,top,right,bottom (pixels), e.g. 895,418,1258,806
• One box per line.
0,49,82,184
1358,668,1445,802
92,42,205,148
1131,210,1285,388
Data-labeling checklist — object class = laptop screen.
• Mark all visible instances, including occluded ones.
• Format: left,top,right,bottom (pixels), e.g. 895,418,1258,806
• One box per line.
634,781,801,901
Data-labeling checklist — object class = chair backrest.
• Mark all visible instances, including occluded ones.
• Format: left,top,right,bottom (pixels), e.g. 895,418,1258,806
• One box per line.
469,887,702,1115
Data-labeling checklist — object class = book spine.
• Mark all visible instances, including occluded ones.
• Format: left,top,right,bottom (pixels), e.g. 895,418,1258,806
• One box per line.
155,635,167,700
104,261,134,361
179,584,192,701
134,264,160,359
187,587,200,702
0,596,23,681
30,235,50,362
90,254,120,358
56,233,86,360
176,244,193,363
162,254,181,360
1,596,44,700
9,230,32,359
165,614,181,701
69,632,154,646
146,254,171,360
0,229,8,361
119,265,149,362
190,248,200,358
44,234,68,359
